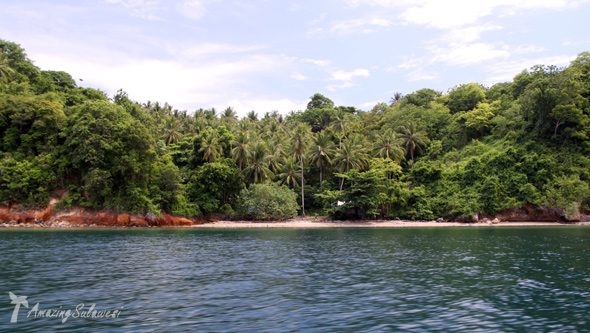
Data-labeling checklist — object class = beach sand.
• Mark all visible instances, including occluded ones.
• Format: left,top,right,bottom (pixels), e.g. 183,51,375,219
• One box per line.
188,216,587,229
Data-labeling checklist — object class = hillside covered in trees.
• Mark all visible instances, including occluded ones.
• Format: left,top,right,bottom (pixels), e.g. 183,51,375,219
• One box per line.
1,38,590,221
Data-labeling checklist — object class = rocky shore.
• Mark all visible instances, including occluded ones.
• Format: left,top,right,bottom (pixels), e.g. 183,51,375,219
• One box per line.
0,207,206,228
1,205,589,229
2,214,589,229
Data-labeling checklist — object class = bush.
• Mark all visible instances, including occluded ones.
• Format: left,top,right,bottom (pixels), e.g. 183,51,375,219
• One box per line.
171,194,201,217
237,183,298,220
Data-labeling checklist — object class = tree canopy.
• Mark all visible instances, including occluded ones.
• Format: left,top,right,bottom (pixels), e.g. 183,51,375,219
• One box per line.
1,38,590,221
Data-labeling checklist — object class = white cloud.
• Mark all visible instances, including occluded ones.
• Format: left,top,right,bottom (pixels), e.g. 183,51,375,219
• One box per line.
290,73,307,80
172,43,267,60
101,0,165,20
484,54,578,84
429,43,510,67
177,1,207,20
223,98,307,117
406,68,438,82
359,100,382,110
300,58,332,66
439,24,502,44
326,68,370,91
311,16,394,35
32,46,298,113
309,13,327,25
562,40,590,46
345,0,590,29
331,68,370,81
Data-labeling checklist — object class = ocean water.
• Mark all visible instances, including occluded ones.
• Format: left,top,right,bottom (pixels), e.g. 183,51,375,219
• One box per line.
1,227,589,332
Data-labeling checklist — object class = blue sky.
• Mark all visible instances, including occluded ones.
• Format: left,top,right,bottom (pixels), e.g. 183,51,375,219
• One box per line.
1,0,589,117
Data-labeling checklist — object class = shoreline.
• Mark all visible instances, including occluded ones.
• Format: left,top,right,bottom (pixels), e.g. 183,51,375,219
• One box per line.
2,216,589,229
189,219,589,229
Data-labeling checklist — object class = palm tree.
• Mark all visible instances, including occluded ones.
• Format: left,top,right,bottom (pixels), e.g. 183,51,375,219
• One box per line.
373,129,404,163
291,124,309,216
162,116,183,145
334,137,369,192
192,119,205,135
307,131,336,184
332,110,347,149
230,132,251,170
266,141,285,175
199,132,223,163
0,54,14,83
399,123,427,163
247,110,258,123
243,142,273,183
222,106,237,119
389,92,403,105
278,157,301,188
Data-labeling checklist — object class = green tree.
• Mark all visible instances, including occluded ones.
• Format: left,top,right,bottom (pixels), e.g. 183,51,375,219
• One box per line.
237,183,298,220
447,83,487,113
332,110,347,149
230,132,251,170
59,100,156,211
199,131,223,163
186,158,241,217
243,142,273,183
307,131,336,183
399,123,427,163
373,129,404,163
0,54,14,83
278,157,301,188
162,116,183,145
307,93,334,109
336,169,387,219
401,88,441,108
334,137,369,191
291,124,309,215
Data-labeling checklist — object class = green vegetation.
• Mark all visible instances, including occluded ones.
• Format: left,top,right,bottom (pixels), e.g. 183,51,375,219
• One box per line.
237,183,298,220
1,38,590,221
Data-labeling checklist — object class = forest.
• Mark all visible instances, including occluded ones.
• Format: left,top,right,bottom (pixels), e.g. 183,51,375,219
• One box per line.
1,38,590,221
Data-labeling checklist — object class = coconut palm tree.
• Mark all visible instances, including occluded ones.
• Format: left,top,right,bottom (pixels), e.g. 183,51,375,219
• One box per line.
291,124,309,215
162,116,183,145
373,129,404,163
266,141,285,175
199,132,223,163
222,106,237,119
307,131,336,184
399,123,427,163
230,132,251,170
247,110,258,123
334,137,369,192
278,157,301,188
243,142,273,183
0,54,14,83
390,92,403,105
332,110,347,149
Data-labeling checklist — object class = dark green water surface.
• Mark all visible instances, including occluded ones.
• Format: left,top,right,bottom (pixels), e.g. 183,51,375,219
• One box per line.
1,227,589,332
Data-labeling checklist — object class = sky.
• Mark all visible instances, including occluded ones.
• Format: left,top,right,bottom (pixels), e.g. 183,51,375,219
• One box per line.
1,0,590,117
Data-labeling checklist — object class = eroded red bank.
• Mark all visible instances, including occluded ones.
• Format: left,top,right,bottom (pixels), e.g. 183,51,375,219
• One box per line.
0,207,207,227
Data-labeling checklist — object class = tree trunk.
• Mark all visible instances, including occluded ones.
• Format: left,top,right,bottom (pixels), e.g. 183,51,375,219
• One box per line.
554,119,561,137
300,156,305,216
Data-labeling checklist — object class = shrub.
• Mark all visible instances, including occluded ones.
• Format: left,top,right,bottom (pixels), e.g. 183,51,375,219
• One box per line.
237,183,298,220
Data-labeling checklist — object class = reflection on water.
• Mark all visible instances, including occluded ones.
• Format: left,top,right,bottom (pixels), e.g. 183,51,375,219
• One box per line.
1,227,589,332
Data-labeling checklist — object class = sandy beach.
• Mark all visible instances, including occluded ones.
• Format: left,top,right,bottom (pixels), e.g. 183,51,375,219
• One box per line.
189,216,589,229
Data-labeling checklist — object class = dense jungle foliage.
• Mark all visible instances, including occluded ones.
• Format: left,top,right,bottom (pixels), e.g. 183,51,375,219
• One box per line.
1,39,590,220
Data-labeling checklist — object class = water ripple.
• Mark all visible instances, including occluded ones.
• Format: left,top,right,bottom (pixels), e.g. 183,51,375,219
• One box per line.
1,227,589,332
